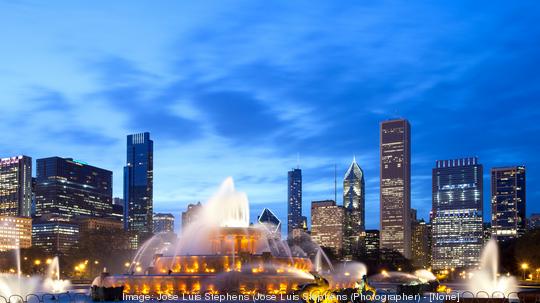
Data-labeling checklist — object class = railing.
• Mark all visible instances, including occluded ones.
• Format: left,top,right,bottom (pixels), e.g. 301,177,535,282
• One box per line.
0,293,90,303
446,291,539,303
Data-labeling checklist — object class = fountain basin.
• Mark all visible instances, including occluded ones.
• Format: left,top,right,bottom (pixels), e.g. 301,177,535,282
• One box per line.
98,271,314,295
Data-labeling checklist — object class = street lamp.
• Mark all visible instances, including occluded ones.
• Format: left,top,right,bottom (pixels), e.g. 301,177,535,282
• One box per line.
521,263,529,280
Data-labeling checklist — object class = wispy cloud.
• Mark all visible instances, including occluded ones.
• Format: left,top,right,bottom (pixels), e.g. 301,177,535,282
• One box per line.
0,1,539,228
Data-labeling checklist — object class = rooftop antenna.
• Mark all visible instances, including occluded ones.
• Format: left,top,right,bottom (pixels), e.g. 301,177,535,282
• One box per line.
334,163,337,203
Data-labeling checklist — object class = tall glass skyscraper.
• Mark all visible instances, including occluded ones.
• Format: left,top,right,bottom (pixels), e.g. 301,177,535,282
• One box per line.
491,166,526,241
431,157,483,270
124,132,154,234
380,119,411,258
287,168,302,238
0,156,32,217
35,157,112,219
343,157,365,258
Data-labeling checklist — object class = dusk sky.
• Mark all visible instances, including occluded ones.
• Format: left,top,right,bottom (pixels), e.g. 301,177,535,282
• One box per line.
1,1,539,230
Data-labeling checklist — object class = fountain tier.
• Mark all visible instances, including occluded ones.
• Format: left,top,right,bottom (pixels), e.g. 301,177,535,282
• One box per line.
95,178,314,295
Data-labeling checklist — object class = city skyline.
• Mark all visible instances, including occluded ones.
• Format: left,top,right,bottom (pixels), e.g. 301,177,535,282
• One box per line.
1,1,539,230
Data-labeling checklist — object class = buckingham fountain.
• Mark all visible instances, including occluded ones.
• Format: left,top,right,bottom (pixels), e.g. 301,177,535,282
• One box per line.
93,178,317,296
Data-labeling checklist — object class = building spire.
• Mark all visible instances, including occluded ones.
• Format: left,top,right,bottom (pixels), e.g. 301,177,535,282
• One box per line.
334,163,337,203
353,155,356,163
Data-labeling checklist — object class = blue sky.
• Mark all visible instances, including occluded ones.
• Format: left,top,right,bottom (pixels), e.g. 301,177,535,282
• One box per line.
1,1,539,230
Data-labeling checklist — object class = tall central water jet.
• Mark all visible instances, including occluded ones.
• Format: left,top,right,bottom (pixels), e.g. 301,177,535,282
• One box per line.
203,177,250,228
467,239,517,297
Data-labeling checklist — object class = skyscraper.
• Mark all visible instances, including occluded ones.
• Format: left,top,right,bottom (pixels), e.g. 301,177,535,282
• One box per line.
311,200,345,257
32,217,79,254
411,219,431,268
529,213,540,230
124,132,154,234
431,157,483,269
343,157,365,259
258,208,282,235
181,202,202,230
153,213,175,233
287,168,302,238
380,119,411,258
35,157,112,219
362,229,380,261
0,156,32,217
491,166,526,241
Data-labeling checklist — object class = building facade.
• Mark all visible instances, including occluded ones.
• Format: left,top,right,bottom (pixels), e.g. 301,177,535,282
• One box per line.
431,157,483,270
411,219,431,268
0,156,32,217
0,216,32,250
77,216,124,234
380,119,411,258
153,213,175,233
529,213,540,230
311,200,345,257
35,157,112,219
343,158,365,259
181,202,202,230
258,208,282,235
124,132,154,234
491,166,526,241
32,217,79,254
362,229,380,261
287,168,302,238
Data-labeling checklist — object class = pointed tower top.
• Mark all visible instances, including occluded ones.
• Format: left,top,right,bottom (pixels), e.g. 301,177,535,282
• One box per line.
344,156,363,180
353,155,356,163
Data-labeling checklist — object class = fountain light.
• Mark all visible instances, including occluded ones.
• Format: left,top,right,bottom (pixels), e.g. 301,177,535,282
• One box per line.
124,262,130,267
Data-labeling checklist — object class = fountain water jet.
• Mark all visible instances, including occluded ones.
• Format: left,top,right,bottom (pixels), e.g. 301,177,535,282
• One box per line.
0,254,70,297
467,239,517,297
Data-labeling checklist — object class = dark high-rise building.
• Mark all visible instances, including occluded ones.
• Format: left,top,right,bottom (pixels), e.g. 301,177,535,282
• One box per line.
362,229,380,261
258,208,282,235
181,202,202,230
529,213,540,230
380,119,411,258
124,132,153,235
32,217,79,254
0,156,32,217
483,222,492,243
431,157,483,270
491,166,526,241
113,197,124,206
343,157,365,259
153,213,175,233
287,168,302,238
35,157,112,219
411,219,431,268
311,200,345,257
